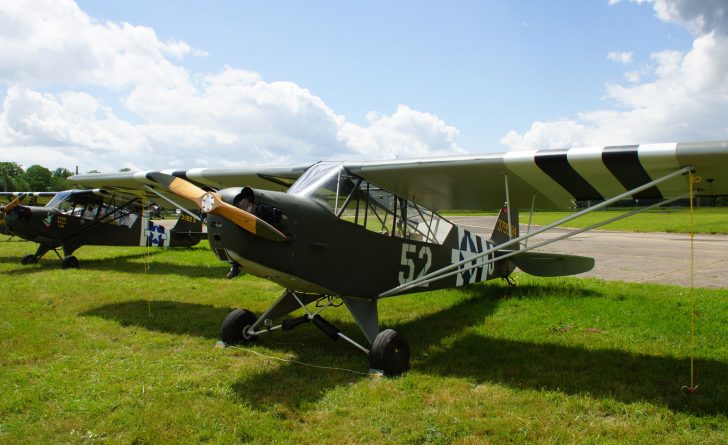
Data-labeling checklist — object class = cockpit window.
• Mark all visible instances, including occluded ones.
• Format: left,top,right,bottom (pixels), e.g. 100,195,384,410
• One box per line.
288,162,452,244
45,191,74,210
45,190,140,227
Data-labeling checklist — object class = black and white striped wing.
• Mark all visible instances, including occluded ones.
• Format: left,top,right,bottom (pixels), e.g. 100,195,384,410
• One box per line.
347,141,728,210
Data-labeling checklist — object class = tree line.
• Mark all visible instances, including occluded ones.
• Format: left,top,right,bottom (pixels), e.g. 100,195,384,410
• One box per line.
0,162,75,192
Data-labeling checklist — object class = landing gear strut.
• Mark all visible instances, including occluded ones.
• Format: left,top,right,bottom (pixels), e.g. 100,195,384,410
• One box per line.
220,291,411,376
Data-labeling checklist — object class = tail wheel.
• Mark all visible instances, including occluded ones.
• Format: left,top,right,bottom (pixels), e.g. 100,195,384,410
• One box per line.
221,309,257,345
368,329,410,377
61,255,79,269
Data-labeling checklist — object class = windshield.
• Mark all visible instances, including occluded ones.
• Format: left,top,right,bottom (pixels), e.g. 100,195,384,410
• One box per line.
45,190,74,210
287,162,452,244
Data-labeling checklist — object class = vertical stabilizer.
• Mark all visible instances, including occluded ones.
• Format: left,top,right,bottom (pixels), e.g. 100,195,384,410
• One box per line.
490,207,519,246
169,212,203,247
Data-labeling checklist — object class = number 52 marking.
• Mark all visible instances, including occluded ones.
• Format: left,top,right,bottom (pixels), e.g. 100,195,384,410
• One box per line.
398,244,433,286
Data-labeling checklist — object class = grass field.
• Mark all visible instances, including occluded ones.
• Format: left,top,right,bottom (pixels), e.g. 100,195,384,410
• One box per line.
446,208,728,234
1,238,727,444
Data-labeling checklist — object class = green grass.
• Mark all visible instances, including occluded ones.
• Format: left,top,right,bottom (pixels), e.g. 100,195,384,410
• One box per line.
1,238,727,444
446,208,728,234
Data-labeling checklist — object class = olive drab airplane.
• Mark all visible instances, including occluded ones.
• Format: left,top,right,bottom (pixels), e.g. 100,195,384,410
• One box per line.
71,140,728,376
1,192,57,236
0,189,203,268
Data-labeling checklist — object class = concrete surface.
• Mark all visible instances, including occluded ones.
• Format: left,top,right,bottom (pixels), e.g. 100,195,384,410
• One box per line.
449,215,728,289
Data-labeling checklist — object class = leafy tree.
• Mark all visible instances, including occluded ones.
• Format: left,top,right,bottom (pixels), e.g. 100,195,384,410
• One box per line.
51,168,74,191
24,165,53,191
0,162,24,192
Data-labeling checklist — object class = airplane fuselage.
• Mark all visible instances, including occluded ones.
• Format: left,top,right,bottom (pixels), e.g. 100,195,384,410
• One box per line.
4,204,201,261
208,188,515,299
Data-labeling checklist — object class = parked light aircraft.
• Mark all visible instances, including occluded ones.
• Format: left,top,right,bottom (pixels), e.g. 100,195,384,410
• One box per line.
71,141,728,375
1,189,202,268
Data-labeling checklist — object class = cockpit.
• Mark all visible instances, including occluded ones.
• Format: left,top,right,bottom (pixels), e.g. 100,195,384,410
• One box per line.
288,162,452,244
45,190,139,227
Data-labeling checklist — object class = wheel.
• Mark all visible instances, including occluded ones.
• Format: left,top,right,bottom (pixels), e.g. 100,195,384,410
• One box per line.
61,255,79,269
20,254,37,265
368,329,410,377
221,309,257,345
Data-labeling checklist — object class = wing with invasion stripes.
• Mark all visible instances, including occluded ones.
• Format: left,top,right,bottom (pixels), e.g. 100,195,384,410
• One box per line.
345,141,728,210
70,141,728,211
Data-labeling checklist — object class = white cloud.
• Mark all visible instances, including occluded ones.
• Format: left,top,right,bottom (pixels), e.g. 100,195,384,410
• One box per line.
0,0,465,172
502,0,728,150
339,105,462,160
607,51,634,64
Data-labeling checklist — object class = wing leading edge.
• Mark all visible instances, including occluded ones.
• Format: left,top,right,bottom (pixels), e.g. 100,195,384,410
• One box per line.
70,141,728,211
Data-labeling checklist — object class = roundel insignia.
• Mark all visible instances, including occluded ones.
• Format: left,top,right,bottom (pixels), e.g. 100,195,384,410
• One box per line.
201,193,216,213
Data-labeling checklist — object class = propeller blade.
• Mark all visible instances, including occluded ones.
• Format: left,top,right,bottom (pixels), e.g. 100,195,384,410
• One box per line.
148,172,287,242
2,196,22,214
148,173,207,205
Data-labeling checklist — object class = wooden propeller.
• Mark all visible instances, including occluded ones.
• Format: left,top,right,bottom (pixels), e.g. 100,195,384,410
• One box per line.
148,173,287,242
1,196,22,214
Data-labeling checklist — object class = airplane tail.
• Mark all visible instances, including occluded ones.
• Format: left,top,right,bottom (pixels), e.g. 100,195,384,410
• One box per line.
490,206,519,246
170,212,203,247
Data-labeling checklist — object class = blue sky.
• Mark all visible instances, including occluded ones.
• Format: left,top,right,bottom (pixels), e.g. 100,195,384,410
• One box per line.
1,0,725,171
76,0,689,149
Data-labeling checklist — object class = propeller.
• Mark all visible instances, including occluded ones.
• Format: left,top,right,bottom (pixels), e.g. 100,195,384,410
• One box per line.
147,172,287,242
1,195,23,214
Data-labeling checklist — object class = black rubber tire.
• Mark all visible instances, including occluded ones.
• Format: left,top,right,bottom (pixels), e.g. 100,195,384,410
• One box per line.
368,329,410,377
20,254,37,265
61,255,79,269
220,309,257,345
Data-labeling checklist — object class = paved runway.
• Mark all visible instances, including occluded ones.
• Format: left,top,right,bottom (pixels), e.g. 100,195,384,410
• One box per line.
449,216,728,289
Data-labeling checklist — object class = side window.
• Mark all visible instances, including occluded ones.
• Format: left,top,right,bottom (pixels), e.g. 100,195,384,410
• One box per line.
336,176,452,244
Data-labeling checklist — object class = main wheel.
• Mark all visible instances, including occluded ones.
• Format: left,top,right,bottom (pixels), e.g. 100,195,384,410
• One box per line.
20,254,37,265
61,255,79,269
368,329,410,377
221,309,257,345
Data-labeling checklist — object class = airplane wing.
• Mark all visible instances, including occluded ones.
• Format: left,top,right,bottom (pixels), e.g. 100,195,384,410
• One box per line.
70,140,728,211
344,141,728,210
70,166,309,209
0,191,58,206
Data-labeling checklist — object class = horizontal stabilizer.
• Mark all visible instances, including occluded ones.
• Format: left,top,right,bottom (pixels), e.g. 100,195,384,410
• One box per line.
506,250,594,277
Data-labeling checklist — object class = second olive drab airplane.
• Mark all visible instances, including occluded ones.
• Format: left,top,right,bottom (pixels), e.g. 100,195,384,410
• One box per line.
72,141,728,376
0,189,203,269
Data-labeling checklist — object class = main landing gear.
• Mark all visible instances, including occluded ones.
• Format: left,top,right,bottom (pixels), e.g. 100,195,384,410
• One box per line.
220,290,410,377
19,244,79,269
61,255,79,269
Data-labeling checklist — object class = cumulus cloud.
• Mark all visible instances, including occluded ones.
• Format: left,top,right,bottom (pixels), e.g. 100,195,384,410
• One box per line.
501,0,728,150
607,51,634,64
0,0,465,172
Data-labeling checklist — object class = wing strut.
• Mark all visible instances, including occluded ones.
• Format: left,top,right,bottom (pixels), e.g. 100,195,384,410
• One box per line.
504,173,512,240
380,165,694,297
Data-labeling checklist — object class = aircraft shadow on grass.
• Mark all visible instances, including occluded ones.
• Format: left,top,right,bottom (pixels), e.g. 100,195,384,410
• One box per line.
0,251,228,278
82,283,727,415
